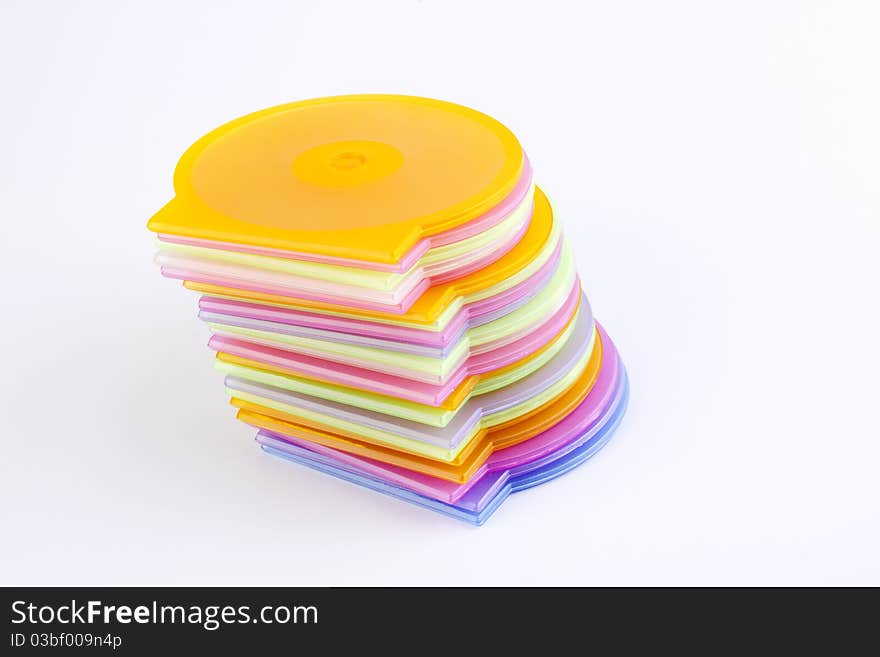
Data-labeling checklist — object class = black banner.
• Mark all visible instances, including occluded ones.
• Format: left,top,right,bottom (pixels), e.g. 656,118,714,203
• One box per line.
1,587,872,652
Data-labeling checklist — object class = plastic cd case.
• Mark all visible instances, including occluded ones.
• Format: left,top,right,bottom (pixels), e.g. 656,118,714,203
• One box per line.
149,95,525,264
219,299,593,432
198,243,576,377
172,188,558,317
246,324,619,486
155,174,534,306
259,373,629,525
205,276,579,404
231,317,603,469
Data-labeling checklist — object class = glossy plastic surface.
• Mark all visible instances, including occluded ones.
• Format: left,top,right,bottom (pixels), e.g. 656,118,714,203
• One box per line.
246,323,617,485
189,228,561,344
260,371,628,525
155,194,531,309
204,274,579,398
228,313,599,466
218,299,591,430
198,238,575,368
173,187,559,318
157,178,533,297
148,95,524,264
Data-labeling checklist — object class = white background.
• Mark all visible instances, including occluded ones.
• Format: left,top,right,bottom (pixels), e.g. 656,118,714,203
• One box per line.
2,1,878,586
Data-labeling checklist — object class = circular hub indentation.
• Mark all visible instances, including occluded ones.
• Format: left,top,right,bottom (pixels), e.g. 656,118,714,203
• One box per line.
292,140,404,188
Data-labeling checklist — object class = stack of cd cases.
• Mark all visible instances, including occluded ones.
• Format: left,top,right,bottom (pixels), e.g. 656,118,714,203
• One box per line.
149,95,629,524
